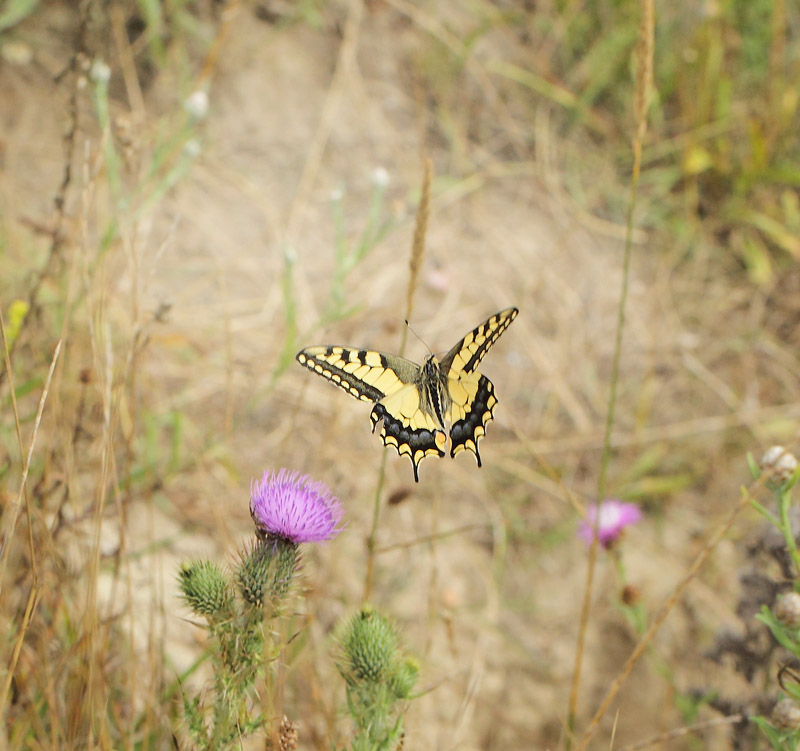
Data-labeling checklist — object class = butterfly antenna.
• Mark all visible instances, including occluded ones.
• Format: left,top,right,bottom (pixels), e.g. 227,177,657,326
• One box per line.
404,319,433,356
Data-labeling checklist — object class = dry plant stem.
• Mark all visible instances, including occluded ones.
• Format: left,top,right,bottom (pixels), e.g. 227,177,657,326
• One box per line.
516,402,800,455
615,714,744,751
198,0,241,89
0,340,63,719
566,169,639,744
574,483,754,751
402,157,432,346
375,523,487,553
0,7,87,388
567,0,653,743
0,585,44,721
363,159,432,601
364,451,389,601
0,306,26,542
0,339,63,590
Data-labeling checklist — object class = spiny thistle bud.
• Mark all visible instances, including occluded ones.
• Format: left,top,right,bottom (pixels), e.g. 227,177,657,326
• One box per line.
759,446,799,489
389,657,419,700
236,537,300,608
772,698,800,731
775,593,800,628
178,560,233,618
338,607,399,684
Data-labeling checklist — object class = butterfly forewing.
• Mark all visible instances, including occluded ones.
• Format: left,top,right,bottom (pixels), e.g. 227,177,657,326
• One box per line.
439,307,519,376
296,347,418,402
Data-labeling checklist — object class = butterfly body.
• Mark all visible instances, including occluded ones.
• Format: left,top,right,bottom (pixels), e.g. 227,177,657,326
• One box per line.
296,307,518,481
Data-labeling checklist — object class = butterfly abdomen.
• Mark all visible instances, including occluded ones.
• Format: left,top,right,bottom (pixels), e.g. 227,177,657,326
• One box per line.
420,356,451,431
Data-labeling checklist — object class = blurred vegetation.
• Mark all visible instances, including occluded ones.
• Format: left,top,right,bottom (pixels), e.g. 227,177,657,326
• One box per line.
0,0,798,748
412,0,799,282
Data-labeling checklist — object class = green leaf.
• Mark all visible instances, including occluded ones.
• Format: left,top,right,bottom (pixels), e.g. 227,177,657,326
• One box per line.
0,0,40,32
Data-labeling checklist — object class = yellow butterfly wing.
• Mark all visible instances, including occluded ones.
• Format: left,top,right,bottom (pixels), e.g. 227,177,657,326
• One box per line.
439,307,519,465
295,346,447,480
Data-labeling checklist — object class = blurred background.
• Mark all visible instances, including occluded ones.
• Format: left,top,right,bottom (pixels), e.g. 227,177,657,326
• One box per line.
1,0,799,748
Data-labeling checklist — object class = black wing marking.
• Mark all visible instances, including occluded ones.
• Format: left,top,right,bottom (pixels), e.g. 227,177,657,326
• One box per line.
448,374,497,464
439,307,518,376
370,395,446,482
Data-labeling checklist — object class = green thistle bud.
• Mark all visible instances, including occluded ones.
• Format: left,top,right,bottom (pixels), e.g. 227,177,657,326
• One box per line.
178,560,232,618
339,607,399,684
389,657,419,700
237,537,300,608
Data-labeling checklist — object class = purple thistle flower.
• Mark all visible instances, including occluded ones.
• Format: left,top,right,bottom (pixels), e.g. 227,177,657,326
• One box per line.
578,499,642,549
250,469,344,544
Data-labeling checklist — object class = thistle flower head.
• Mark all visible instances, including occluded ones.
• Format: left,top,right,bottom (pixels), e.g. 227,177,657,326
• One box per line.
578,499,642,549
250,469,344,544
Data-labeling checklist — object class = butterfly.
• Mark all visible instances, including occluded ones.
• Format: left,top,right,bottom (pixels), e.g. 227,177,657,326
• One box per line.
296,307,518,482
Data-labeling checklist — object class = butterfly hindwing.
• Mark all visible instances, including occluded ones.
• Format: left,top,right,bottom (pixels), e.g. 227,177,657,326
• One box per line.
296,307,518,481
440,307,518,465
446,372,496,463
369,385,446,483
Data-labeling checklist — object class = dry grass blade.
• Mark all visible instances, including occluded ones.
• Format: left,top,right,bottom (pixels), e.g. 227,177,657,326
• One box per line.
363,158,432,601
0,339,63,588
402,156,432,342
567,0,654,742
0,339,63,716
615,714,745,751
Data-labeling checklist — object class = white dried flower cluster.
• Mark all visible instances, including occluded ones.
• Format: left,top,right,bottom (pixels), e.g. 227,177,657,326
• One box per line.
371,166,390,187
760,446,798,488
89,59,111,84
772,698,800,731
775,592,800,628
184,90,210,120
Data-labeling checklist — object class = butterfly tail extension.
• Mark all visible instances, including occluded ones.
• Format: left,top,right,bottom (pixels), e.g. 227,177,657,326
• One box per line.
370,403,446,482
449,374,497,466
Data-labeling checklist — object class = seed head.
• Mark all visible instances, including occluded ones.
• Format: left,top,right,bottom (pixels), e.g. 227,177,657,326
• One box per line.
775,593,800,628
773,698,800,731
760,446,798,489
